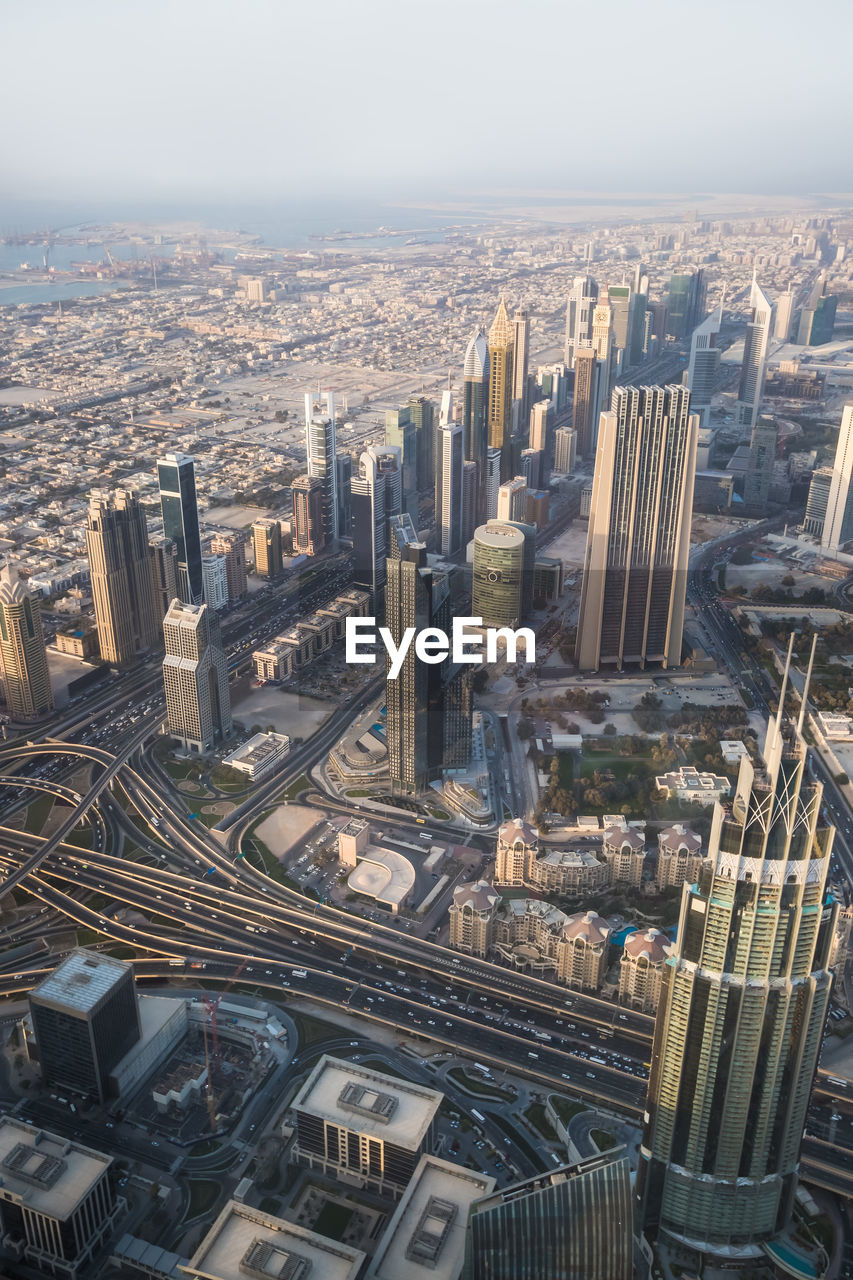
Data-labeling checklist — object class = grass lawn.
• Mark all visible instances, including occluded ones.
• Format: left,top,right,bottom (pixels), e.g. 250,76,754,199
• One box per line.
590,1128,618,1151
184,1179,222,1221
292,1011,345,1048
525,1102,557,1141
25,794,54,834
447,1067,513,1101
66,826,94,849
279,774,310,801
579,749,649,782
313,1201,355,1240
550,1095,585,1126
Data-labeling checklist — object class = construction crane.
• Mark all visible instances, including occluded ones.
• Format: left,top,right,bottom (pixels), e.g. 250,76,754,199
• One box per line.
200,957,249,1130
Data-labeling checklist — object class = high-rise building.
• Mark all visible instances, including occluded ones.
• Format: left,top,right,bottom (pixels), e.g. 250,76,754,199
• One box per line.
385,536,471,793
252,518,283,578
472,521,532,629
496,477,527,522
304,390,338,544
639,647,837,1261
572,346,600,458
436,422,464,556
408,394,435,495
797,273,838,346
563,274,598,368
351,445,402,608
576,385,697,671
686,304,722,427
291,474,326,556
821,404,853,553
336,452,352,538
553,426,576,474
385,405,419,519
529,400,549,455
774,286,795,341
511,307,530,428
85,490,158,668
484,448,502,520
462,461,478,546
736,276,774,432
0,563,53,719
591,303,614,421
803,465,834,538
487,299,515,479
209,531,247,602
162,599,231,754
29,950,141,1103
666,269,706,340
148,536,178,626
157,452,204,606
466,1151,633,1280
743,414,778,510
202,554,228,611
463,328,489,485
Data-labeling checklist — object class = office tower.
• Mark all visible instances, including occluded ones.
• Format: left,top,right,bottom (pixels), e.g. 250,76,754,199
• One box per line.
591,303,614,416
472,521,533,628
743,414,778,510
563,274,598,368
186,1203,364,1280
386,538,471,793
462,461,479,546
803,465,833,537
29,950,141,1103
291,474,326,556
466,1151,633,1280
0,563,53,718
85,490,158,668
775,286,795,341
496,477,527,522
821,404,853,553
209,531,247,602
487,298,515,478
572,346,600,458
607,283,632,369
511,307,530,427
304,390,338,543
536,363,569,415
162,599,231,754
148,536,178,625
336,452,352,538
666,269,706,339
484,448,502,520
553,426,576,474
0,1117,120,1277
157,452,204,606
351,445,402,607
520,448,541,489
202,554,228,610
252,517,283,578
639,648,836,1260
408,394,435,494
736,275,774,432
436,421,464,556
529,400,549,454
525,489,549,529
576,385,697,671
686,304,722,427
463,327,489,485
385,405,419,519
797,272,837,346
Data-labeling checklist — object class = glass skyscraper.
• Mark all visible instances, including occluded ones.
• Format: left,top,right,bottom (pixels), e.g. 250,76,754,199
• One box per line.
157,452,204,606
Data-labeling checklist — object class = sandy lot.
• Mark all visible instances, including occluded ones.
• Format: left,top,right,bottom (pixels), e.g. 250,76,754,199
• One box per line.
206,504,274,529
255,804,322,858
231,682,333,737
47,649,97,708
725,557,839,596
543,524,589,568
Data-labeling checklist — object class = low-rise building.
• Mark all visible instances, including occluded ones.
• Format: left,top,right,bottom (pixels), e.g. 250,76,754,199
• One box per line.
602,820,646,887
290,1055,443,1198
618,928,673,1013
494,818,607,894
54,626,99,661
719,739,750,766
654,765,730,805
656,823,704,890
557,911,611,992
252,589,370,682
222,731,290,782
817,711,853,741
182,1200,364,1280
493,898,570,977
448,881,501,957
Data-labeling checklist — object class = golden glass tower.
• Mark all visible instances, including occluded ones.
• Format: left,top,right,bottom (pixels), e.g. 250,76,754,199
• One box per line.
487,298,515,479
0,564,53,719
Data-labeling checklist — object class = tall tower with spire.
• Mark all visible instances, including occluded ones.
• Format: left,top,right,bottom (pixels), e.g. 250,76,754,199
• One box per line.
639,635,837,1265
736,274,774,433
487,298,515,481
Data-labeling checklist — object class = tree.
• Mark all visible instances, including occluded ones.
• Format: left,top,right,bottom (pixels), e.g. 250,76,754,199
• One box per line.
603,722,617,736
516,718,534,741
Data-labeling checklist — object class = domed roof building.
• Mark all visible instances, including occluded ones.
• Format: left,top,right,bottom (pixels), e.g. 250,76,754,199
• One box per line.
656,823,705,890
618,927,673,1013
557,911,612,992
495,817,539,886
449,880,501,958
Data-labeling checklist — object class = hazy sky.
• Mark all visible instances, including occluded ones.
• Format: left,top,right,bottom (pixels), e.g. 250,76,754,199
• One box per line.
3,0,851,208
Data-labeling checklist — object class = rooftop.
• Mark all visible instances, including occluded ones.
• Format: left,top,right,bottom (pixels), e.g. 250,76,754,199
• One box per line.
30,948,132,1016
0,1117,111,1221
292,1055,442,1151
368,1155,495,1280
183,1201,364,1280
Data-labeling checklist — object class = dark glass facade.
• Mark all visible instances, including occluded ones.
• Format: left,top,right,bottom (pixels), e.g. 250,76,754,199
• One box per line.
157,456,204,605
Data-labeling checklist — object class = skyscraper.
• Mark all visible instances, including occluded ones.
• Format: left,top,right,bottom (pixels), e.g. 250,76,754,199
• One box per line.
821,404,853,553
0,564,53,719
463,328,490,515
201,554,228,610
774,286,795,342
472,521,532,629
687,303,722,428
157,452,204,606
553,426,576,474
462,460,479,546
736,276,774,432
796,272,837,346
591,303,614,419
576,385,697,671
496,477,527,522
666,269,706,340
484,448,502,520
162,599,231,754
304,390,338,544
487,299,515,479
252,518,283,578
563,275,598,368
209,531,247,602
291,475,326,556
351,445,402,608
639,643,836,1262
803,465,834,538
511,307,530,429
86,489,158,667
743,414,777,510
385,405,419,519
335,452,352,538
29,950,141,1104
408,395,436,495
148,536,178,625
385,534,471,793
572,346,600,458
436,421,464,556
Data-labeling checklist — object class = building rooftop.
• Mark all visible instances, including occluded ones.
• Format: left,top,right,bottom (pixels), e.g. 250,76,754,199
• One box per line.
292,1055,442,1151
183,1201,364,1280
0,1117,111,1221
347,845,415,909
224,732,290,769
658,823,702,854
30,948,131,1016
368,1155,495,1280
452,880,500,912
